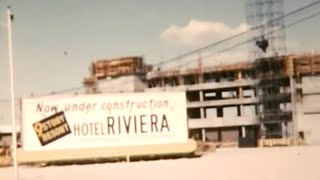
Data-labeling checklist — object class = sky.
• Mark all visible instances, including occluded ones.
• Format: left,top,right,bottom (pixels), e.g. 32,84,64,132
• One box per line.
0,0,320,123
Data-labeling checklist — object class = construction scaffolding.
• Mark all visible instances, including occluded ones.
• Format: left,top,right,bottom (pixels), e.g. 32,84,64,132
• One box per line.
246,0,286,59
254,56,292,138
246,0,290,139
254,53,320,139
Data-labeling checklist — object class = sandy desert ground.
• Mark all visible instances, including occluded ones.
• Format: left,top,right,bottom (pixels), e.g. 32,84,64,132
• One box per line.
1,146,320,180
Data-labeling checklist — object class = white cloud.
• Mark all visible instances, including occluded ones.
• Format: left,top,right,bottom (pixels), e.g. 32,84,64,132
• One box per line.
157,19,252,71
158,19,318,72
161,19,248,47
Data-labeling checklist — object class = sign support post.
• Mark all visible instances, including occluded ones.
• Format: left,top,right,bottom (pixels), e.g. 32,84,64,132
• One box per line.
7,6,19,180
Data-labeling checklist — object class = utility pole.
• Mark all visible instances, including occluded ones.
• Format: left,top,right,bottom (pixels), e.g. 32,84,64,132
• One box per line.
7,6,19,180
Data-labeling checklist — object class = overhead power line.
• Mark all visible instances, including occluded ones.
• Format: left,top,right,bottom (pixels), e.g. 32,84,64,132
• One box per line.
156,0,320,67
11,0,320,97
166,10,320,70
46,3,320,96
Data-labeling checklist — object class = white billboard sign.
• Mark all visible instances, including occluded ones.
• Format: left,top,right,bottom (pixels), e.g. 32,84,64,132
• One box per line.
22,92,188,151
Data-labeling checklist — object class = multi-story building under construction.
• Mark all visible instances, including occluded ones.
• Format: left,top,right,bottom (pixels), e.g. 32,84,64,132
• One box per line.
83,53,320,146
145,53,320,146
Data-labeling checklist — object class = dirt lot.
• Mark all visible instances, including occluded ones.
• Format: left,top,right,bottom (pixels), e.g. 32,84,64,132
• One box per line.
1,146,320,180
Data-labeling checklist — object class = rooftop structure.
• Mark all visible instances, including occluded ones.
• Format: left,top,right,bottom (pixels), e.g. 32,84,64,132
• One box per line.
83,56,152,94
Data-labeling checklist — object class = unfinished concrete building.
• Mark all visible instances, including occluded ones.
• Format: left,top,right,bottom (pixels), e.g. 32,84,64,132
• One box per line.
82,53,320,146
146,53,320,146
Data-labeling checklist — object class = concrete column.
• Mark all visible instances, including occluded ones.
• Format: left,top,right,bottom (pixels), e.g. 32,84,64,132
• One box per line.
260,124,266,139
200,108,205,118
155,79,160,87
237,71,243,80
178,76,184,85
199,74,204,84
199,90,205,118
199,90,204,101
218,129,222,141
237,105,244,117
281,122,287,138
237,86,244,117
161,78,165,87
238,88,244,116
237,71,244,118
216,90,223,117
202,128,206,142
238,88,243,98
241,126,246,138
290,76,298,140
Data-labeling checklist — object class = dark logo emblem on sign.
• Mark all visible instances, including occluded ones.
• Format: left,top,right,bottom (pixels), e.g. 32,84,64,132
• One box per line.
33,111,71,146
